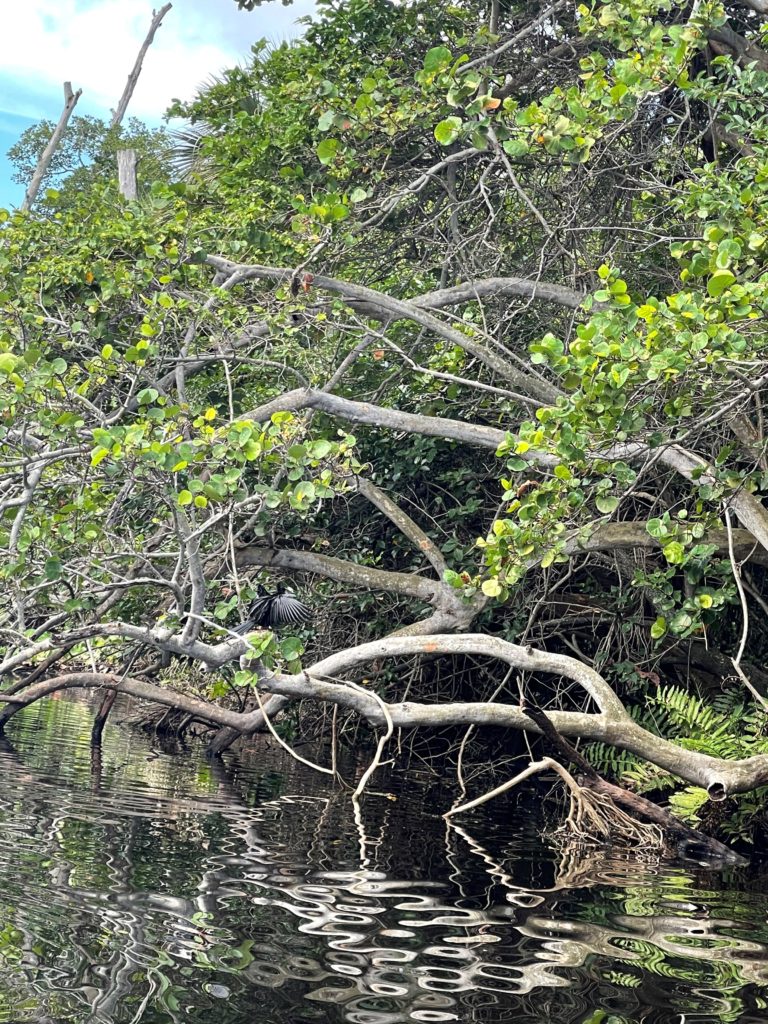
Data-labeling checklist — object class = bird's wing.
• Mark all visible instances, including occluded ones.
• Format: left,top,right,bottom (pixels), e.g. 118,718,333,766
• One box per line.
248,595,274,626
268,593,312,627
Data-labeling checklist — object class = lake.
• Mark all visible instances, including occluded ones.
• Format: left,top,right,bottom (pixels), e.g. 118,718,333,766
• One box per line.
0,696,766,1023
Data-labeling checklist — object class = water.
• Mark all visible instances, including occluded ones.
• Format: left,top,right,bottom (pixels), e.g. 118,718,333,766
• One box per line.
0,698,767,1023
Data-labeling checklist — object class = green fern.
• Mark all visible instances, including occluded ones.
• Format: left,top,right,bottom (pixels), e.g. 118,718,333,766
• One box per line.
583,682,768,842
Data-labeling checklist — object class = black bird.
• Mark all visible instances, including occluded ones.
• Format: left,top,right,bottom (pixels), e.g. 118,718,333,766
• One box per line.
233,584,312,633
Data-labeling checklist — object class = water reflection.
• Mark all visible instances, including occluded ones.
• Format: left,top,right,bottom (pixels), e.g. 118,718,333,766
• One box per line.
0,698,766,1022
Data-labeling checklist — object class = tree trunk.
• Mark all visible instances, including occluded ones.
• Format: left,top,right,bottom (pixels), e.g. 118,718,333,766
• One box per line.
110,4,173,129
21,82,82,212
117,149,138,200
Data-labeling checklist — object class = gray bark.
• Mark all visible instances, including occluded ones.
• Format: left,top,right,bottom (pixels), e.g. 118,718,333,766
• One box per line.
116,149,138,199
21,82,82,212
110,4,173,129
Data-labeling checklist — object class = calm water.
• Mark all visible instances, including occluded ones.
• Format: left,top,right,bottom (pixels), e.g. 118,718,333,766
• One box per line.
0,699,766,1022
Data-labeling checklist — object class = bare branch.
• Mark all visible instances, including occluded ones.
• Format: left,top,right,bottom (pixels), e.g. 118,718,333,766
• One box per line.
354,478,449,578
21,82,82,212
110,4,173,129
7,634,768,798
204,255,561,402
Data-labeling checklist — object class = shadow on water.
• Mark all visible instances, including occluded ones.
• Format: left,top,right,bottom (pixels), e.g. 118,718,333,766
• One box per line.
0,697,766,1022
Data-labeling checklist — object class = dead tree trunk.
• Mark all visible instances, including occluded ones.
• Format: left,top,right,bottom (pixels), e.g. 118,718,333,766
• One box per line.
21,82,82,212
110,4,173,130
117,149,138,200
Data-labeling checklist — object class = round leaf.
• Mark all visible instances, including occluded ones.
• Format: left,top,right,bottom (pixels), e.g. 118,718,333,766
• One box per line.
434,117,463,146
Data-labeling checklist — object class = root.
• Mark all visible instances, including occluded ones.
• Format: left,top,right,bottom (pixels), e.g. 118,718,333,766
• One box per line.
552,769,662,848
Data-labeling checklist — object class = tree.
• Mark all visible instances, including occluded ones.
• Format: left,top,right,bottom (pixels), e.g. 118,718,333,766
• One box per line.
7,115,173,209
3,0,768,850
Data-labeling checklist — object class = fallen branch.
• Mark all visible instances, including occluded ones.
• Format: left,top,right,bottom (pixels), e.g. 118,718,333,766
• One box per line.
522,700,746,865
5,634,768,798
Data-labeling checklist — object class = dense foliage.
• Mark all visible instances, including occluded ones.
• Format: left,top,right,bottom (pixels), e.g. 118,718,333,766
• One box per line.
3,0,768,844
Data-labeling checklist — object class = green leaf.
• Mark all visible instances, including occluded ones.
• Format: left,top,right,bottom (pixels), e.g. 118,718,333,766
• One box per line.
178,490,193,506
502,139,529,157
434,116,463,146
44,558,62,581
280,636,305,661
0,353,18,374
707,270,736,297
595,495,619,514
646,518,666,539
650,616,667,640
662,540,686,564
316,138,340,165
90,447,109,467
423,45,452,73
481,578,502,597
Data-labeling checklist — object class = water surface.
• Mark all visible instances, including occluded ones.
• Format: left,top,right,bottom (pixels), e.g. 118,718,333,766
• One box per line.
0,697,766,1023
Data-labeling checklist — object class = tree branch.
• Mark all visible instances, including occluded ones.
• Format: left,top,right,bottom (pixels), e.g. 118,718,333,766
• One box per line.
6,634,768,797
354,477,449,578
204,255,560,403
21,82,82,212
110,4,173,129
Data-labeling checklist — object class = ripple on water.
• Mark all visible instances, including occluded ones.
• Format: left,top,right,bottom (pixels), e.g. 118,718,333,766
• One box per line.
0,696,765,1023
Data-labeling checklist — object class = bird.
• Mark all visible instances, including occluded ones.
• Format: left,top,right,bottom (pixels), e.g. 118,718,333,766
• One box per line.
233,584,312,633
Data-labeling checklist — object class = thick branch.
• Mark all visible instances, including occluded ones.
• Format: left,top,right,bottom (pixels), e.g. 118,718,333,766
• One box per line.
412,276,587,311
243,387,512,449
708,24,768,72
0,620,243,678
566,521,768,567
354,477,448,578
235,545,438,601
205,255,560,403
7,635,768,796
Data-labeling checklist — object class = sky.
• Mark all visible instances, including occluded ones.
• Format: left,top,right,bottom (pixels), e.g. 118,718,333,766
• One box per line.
0,0,315,208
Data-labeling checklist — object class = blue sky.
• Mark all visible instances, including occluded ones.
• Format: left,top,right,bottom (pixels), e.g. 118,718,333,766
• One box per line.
0,0,315,208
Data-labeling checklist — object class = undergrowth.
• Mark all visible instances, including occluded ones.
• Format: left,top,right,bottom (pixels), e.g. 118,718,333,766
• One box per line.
583,684,768,845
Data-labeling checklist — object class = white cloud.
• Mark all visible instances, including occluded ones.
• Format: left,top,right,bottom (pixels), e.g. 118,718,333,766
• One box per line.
0,0,309,123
